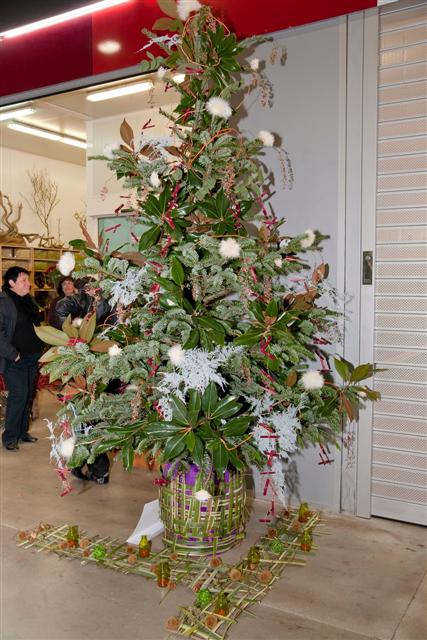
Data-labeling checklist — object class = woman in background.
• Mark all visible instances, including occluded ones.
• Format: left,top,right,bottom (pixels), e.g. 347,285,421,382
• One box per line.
47,277,77,329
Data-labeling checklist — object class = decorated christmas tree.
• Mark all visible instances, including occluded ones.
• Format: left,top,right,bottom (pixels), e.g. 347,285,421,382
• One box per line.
36,0,379,553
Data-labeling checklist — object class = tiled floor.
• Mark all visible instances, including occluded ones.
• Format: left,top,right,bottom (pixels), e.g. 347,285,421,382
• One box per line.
1,392,426,640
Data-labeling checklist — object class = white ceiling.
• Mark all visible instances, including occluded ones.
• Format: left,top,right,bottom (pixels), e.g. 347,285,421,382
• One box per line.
0,74,180,166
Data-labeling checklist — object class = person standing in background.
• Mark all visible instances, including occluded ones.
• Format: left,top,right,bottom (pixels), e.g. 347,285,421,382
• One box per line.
47,276,78,329
0,267,44,451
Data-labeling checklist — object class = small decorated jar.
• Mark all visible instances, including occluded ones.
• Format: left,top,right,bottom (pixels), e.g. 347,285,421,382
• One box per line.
138,535,151,558
297,502,311,523
91,544,106,560
196,588,213,608
214,592,230,617
66,525,79,548
300,529,313,552
270,538,285,554
247,545,261,570
156,560,171,588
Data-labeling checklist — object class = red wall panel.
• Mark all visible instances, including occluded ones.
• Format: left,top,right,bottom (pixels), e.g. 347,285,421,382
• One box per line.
0,0,377,100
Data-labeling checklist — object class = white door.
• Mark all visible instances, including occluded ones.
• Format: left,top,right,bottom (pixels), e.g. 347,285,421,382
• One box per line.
371,0,427,525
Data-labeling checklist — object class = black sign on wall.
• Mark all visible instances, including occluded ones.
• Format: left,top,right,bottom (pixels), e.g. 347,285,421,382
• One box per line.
1,1,95,32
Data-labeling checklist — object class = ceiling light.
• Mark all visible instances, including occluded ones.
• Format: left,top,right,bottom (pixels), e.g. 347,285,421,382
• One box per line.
0,107,35,121
97,39,122,55
0,0,130,39
86,80,153,102
172,74,186,84
8,122,87,149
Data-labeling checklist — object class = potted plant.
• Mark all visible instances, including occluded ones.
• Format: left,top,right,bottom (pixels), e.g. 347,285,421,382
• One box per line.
36,0,379,553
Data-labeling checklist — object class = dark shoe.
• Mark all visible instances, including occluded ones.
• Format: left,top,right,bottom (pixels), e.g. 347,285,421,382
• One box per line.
4,442,19,451
89,473,109,485
21,435,38,443
71,467,89,481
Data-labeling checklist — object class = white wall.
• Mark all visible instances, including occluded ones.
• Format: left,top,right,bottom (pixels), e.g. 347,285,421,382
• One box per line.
240,17,348,511
0,147,85,245
86,104,178,241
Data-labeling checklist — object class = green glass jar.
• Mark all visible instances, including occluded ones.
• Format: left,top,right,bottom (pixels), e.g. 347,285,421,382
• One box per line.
66,525,79,548
300,529,313,552
138,535,151,558
196,588,213,608
297,502,310,523
214,592,230,617
157,560,171,588
247,545,261,570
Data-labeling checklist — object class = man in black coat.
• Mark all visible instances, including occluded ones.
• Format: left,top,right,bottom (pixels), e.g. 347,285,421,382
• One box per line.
0,267,44,451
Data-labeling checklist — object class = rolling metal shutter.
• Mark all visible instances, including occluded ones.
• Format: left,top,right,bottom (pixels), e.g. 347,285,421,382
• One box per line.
372,0,427,524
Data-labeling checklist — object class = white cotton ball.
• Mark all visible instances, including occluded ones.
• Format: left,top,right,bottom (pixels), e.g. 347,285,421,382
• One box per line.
301,370,324,391
168,344,185,366
257,130,275,147
57,252,75,276
301,229,316,249
59,437,75,460
177,0,202,21
250,58,259,71
274,258,283,268
103,143,119,159
206,96,232,119
219,238,241,259
157,66,167,79
194,489,212,502
72,318,83,328
108,344,122,357
150,171,161,188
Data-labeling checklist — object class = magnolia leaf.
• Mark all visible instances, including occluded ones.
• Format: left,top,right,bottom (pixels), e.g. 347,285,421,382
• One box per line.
212,443,229,475
72,375,87,390
34,325,69,347
79,313,96,343
157,0,179,19
161,433,187,461
62,315,79,338
350,363,374,383
152,17,178,31
39,347,61,363
202,382,218,414
334,357,352,382
285,370,297,387
90,339,119,353
119,251,146,267
170,395,189,426
171,257,185,286
121,442,135,471
120,118,134,148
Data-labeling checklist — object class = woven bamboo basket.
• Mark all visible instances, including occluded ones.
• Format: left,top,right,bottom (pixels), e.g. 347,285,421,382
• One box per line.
159,465,247,556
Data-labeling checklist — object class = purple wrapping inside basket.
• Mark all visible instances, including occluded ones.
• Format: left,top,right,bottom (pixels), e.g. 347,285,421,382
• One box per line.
162,463,230,487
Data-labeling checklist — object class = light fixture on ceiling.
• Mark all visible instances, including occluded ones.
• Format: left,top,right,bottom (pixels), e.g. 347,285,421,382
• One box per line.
0,106,35,121
0,0,130,39
7,122,87,149
86,80,154,102
97,39,122,55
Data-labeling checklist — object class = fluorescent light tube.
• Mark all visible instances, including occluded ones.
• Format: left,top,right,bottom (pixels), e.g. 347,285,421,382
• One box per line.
8,122,87,149
8,122,61,141
61,137,87,149
0,107,35,121
1,0,130,38
86,80,154,102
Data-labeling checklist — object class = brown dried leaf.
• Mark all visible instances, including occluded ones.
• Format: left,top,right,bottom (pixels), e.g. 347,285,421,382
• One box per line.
119,252,146,267
152,17,177,31
157,0,179,19
285,370,297,387
120,119,134,148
